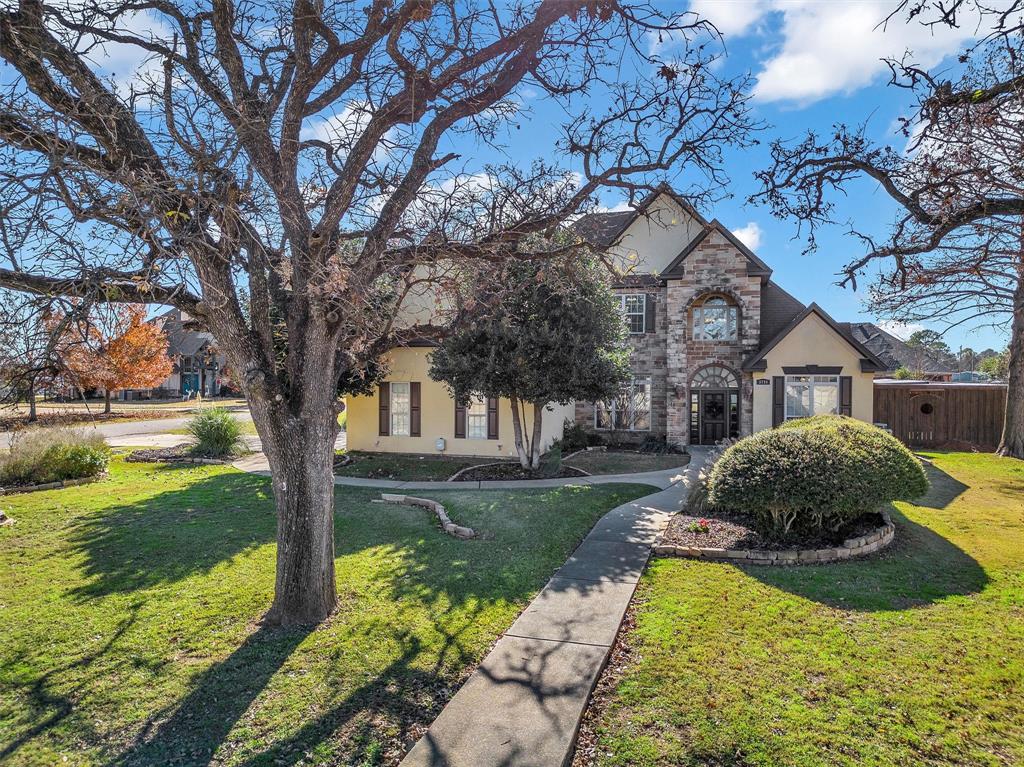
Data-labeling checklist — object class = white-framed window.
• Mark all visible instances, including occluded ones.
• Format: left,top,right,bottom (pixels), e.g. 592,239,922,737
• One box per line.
784,375,839,420
618,294,646,334
693,295,738,341
390,382,411,436
595,378,652,431
467,396,488,439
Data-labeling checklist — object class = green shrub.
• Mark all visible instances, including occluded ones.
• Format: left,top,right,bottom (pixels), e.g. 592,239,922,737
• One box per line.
685,438,735,516
0,428,109,486
707,416,928,537
187,408,245,457
338,408,348,431
562,419,602,452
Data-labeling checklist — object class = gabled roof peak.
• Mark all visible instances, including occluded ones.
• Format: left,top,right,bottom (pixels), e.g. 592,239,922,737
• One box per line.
571,184,707,247
660,218,772,279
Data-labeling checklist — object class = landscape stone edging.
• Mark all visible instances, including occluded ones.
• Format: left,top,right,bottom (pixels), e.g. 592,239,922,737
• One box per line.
379,493,476,539
652,511,896,565
0,471,107,497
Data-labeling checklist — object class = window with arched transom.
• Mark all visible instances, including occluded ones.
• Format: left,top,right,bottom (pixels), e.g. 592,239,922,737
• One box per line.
692,294,739,341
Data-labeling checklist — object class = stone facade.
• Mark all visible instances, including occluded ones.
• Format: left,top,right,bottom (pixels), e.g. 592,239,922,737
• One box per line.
575,230,763,447
665,230,762,445
575,286,668,443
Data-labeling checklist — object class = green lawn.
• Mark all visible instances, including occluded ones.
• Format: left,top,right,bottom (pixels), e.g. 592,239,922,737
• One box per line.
0,458,651,765
565,451,690,476
580,452,1024,767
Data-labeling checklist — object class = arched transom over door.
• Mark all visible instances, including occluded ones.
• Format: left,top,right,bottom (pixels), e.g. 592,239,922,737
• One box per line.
690,365,740,445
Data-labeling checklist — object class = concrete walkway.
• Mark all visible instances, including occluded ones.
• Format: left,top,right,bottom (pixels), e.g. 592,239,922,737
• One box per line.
398,450,707,767
231,445,705,766
232,451,688,491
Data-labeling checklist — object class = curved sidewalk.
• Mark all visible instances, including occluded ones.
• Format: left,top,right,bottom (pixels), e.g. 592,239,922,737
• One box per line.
232,448,707,767
232,452,691,491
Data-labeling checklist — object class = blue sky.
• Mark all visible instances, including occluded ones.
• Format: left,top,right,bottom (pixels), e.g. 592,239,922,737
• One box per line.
443,1,1011,353
5,1,1011,354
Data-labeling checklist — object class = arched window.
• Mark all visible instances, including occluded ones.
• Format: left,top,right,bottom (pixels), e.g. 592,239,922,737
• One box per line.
689,365,740,443
691,365,738,389
692,295,739,341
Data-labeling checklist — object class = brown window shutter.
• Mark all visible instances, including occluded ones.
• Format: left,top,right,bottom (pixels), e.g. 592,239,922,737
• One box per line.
410,382,421,437
644,295,656,334
454,399,466,438
772,376,785,427
487,397,499,439
378,382,390,436
839,376,853,417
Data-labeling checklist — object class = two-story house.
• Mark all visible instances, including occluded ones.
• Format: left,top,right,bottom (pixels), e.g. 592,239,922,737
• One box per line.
345,185,885,456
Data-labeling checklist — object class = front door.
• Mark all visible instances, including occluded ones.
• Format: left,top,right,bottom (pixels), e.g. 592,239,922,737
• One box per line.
700,391,727,444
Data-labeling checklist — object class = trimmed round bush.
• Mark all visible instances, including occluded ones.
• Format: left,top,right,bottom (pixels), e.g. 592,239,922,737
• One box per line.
707,416,928,537
187,408,245,457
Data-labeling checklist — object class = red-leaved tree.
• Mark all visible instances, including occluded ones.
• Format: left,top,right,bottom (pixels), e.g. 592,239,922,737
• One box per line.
62,306,173,412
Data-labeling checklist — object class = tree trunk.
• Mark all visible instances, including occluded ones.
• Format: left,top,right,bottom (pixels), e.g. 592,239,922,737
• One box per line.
529,401,544,470
104,389,112,414
997,270,1024,459
509,394,531,469
27,383,36,422
248,361,341,626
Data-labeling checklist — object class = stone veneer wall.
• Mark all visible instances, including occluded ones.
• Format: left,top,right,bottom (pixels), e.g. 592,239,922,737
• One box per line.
575,286,668,443
665,230,763,446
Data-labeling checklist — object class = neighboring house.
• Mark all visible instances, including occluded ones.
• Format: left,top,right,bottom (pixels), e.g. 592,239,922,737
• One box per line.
845,322,956,380
346,185,886,456
118,308,227,400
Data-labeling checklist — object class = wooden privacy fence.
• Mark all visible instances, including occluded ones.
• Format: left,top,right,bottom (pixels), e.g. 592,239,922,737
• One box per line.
873,381,1007,450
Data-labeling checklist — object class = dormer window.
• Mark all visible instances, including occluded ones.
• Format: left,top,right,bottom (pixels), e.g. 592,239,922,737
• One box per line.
692,295,738,341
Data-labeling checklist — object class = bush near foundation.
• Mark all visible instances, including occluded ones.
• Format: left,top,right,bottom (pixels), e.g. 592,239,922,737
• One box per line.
0,428,109,487
707,416,928,536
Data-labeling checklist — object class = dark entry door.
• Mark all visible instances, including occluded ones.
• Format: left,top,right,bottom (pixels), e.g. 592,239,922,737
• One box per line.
700,391,726,444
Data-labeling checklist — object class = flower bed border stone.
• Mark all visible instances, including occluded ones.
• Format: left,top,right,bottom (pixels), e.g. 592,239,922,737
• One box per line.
0,472,108,496
378,493,476,539
652,510,895,565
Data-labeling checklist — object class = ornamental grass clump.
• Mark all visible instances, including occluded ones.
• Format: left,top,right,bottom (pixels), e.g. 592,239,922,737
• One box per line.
707,416,928,537
0,428,109,487
187,407,245,457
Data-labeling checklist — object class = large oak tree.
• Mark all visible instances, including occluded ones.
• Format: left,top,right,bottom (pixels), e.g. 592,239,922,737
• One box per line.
0,0,755,624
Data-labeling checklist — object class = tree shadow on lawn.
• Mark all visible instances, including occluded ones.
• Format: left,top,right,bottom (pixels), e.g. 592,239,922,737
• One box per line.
55,469,620,765
66,465,277,600
745,462,989,613
748,508,988,612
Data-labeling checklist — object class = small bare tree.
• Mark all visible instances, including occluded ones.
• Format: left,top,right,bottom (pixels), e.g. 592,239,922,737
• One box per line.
753,3,1024,458
0,0,756,623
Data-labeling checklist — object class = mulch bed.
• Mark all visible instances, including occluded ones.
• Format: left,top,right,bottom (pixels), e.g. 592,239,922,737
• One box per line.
0,410,179,431
125,444,232,464
663,510,886,552
451,462,589,482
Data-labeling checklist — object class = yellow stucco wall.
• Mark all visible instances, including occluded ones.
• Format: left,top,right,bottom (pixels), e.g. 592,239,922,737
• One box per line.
345,347,574,457
751,311,875,432
606,193,704,276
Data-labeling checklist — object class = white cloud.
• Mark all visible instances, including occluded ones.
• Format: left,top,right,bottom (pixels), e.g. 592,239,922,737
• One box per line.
686,1,977,106
690,0,771,37
303,101,374,144
70,8,174,97
732,221,762,251
877,320,925,340
755,3,974,104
